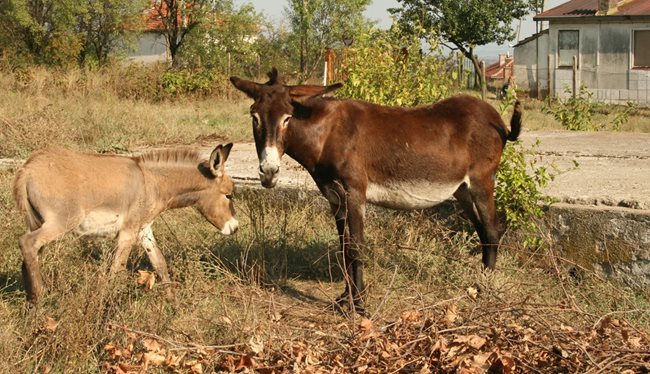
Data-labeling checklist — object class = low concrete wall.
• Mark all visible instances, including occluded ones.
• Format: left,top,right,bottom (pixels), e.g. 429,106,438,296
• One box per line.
239,184,650,287
545,203,650,286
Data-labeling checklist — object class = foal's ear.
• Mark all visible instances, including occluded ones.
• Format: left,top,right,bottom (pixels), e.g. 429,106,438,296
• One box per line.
230,77,260,99
288,83,343,103
209,143,233,177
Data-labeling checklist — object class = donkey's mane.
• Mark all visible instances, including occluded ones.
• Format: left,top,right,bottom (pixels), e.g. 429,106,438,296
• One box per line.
134,148,204,165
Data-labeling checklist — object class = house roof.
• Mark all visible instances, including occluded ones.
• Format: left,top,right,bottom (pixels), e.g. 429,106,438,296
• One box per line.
513,29,549,48
534,0,650,20
485,57,513,80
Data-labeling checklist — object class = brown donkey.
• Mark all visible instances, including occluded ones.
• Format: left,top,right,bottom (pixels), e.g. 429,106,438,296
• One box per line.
230,69,521,312
14,144,238,302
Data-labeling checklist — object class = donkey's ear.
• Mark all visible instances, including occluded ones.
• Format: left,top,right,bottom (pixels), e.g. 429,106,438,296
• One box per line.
267,67,279,83
230,77,260,99
220,143,233,164
209,143,233,177
288,83,342,101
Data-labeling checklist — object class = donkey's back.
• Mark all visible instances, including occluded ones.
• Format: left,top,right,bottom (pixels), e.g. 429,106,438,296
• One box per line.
14,144,237,302
14,148,145,234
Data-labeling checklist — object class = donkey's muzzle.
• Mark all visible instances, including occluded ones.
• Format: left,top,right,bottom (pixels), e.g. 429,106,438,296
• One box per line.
259,166,279,189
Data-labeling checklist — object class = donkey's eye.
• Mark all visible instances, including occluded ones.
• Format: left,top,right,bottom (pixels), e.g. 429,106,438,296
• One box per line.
281,115,292,128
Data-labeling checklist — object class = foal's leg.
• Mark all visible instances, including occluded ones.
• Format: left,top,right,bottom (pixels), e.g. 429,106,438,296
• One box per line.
19,221,67,302
468,178,501,269
110,230,137,275
138,224,175,299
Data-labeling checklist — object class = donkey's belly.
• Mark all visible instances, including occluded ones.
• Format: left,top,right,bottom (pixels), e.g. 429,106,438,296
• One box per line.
366,179,465,210
75,210,124,236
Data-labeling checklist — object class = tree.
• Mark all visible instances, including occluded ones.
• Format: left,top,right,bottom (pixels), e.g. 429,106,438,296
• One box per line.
77,0,147,66
0,0,83,65
1,0,146,67
150,0,210,66
390,0,532,88
182,0,264,75
284,0,372,80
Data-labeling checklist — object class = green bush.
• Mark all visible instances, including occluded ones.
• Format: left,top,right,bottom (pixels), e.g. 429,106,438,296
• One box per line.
496,139,559,246
336,27,452,106
162,69,228,97
544,85,640,131
543,84,599,131
611,101,639,131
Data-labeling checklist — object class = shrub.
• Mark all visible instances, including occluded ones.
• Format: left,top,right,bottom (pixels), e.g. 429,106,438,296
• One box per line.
611,101,639,131
496,139,559,246
336,27,453,106
543,84,600,131
162,69,227,97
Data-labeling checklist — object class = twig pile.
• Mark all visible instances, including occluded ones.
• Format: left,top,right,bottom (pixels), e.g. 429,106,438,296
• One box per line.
101,296,649,373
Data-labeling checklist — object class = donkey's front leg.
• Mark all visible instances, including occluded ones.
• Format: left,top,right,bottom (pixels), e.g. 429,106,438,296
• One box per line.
344,198,366,313
329,188,367,313
110,230,137,276
138,224,175,301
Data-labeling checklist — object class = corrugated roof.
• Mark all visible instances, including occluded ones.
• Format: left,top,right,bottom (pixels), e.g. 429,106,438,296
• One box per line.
534,0,650,20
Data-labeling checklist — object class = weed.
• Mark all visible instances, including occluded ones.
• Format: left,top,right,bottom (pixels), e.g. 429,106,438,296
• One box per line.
543,84,600,131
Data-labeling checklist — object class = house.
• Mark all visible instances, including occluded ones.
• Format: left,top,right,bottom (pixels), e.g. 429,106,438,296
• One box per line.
513,0,650,106
123,4,175,64
485,54,514,80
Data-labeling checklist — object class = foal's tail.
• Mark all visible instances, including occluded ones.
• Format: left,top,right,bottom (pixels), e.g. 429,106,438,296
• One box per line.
13,167,41,231
507,100,522,142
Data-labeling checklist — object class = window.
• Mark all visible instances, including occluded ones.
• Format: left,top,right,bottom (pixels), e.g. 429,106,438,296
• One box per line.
633,30,650,68
558,30,579,67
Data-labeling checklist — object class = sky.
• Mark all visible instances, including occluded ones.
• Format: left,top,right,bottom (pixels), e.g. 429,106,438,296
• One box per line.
235,0,567,61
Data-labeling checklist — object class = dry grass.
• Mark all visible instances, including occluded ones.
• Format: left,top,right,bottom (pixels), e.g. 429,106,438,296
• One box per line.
0,68,649,372
0,170,648,372
2,67,649,162
0,67,251,159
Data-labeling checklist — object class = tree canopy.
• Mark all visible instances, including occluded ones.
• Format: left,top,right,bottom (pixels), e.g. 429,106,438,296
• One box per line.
390,0,533,86
284,0,372,80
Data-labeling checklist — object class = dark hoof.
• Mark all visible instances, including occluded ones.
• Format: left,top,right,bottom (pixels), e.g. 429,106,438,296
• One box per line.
333,293,367,316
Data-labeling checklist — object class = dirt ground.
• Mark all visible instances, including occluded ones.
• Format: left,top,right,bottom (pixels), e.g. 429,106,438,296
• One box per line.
2,130,648,210
220,131,650,211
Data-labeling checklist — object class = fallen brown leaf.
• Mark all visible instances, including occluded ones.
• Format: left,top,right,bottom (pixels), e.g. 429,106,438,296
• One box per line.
136,270,155,290
43,316,58,332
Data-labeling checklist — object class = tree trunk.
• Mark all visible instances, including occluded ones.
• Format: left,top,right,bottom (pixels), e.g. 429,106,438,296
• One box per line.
467,49,485,91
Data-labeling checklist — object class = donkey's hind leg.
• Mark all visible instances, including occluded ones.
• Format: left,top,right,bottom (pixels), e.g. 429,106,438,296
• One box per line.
453,182,487,244
19,222,68,302
468,177,501,270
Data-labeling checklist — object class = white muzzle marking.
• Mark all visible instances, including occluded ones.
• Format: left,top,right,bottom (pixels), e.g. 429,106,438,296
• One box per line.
259,146,281,187
221,217,239,235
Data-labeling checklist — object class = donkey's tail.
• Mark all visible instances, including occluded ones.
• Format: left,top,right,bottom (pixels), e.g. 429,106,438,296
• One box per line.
13,167,41,231
507,100,522,142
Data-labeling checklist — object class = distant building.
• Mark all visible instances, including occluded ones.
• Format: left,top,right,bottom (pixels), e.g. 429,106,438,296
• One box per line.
485,53,514,85
513,0,650,106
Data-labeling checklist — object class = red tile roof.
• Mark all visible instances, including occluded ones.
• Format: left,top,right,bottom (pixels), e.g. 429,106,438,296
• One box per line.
535,0,650,20
485,57,513,80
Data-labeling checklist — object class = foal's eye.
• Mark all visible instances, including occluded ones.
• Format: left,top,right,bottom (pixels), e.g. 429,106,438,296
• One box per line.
226,193,234,200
